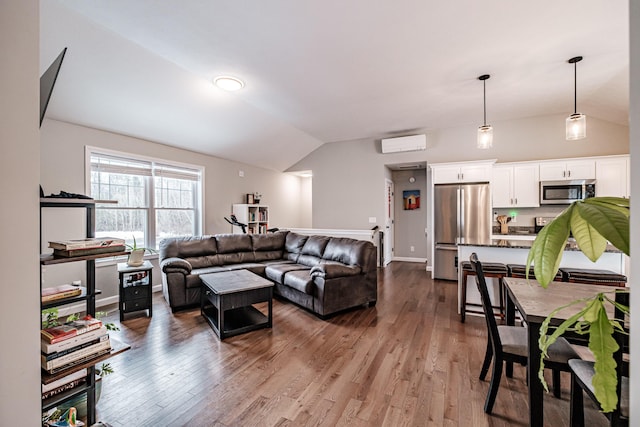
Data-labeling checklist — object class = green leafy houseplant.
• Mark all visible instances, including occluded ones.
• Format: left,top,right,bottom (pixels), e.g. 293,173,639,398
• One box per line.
126,235,157,266
525,196,629,413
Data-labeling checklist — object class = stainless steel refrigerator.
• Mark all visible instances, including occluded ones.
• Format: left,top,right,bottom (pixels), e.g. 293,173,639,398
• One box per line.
433,182,491,280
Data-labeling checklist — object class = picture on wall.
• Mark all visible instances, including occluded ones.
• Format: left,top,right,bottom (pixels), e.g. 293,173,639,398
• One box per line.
403,190,420,210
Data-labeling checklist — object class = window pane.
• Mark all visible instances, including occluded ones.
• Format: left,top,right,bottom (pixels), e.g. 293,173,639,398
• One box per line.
95,209,147,249
92,172,147,207
154,176,194,208
156,209,194,244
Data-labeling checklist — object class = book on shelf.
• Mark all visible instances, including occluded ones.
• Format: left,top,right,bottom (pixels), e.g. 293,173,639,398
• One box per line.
43,345,111,374
41,316,103,344
41,326,107,354
48,237,125,251
41,337,111,371
42,333,109,362
42,368,87,393
52,245,126,258
41,284,82,303
42,378,87,400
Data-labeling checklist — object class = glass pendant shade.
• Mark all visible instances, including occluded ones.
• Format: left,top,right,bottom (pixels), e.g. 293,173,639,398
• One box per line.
566,113,586,140
477,124,493,149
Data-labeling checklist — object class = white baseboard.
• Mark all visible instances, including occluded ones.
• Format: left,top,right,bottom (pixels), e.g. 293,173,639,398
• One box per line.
392,257,428,263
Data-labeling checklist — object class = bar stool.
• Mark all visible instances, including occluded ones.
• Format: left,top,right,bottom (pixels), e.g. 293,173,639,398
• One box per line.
507,264,563,281
558,268,627,287
460,260,507,323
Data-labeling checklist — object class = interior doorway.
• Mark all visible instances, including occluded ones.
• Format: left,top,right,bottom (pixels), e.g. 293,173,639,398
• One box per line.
384,178,394,266
384,162,428,266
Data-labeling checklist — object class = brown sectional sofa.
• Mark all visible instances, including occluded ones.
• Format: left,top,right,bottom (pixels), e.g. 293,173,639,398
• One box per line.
159,231,378,317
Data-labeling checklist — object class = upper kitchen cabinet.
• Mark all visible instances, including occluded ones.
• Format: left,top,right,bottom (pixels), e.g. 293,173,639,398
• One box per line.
430,160,495,184
595,155,630,198
491,163,540,208
539,159,595,181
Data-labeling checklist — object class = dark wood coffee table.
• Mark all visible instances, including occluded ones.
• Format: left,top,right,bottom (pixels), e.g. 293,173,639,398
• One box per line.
200,269,273,340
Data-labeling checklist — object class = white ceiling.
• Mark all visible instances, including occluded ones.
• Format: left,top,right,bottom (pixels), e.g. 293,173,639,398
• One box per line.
41,0,629,172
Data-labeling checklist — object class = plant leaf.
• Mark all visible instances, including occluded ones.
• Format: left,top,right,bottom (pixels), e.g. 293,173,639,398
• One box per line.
584,197,630,217
537,297,595,390
570,207,607,262
573,203,629,256
589,301,620,413
527,207,571,286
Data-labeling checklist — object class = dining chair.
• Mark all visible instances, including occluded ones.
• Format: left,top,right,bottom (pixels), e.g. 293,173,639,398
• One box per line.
470,253,580,413
568,290,629,427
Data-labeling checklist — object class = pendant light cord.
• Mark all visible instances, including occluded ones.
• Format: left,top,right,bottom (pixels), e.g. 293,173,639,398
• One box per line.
573,60,577,114
483,79,487,126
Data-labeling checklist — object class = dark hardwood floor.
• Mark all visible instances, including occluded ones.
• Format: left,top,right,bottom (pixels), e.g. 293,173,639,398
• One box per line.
97,262,606,426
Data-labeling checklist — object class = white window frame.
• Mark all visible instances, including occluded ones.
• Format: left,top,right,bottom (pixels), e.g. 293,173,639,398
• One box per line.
85,146,205,252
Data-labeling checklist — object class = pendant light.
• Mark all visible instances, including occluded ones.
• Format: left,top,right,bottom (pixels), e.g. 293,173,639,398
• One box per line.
566,56,586,140
477,74,493,149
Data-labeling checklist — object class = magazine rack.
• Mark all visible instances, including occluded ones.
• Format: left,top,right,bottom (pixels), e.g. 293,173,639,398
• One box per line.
40,198,130,426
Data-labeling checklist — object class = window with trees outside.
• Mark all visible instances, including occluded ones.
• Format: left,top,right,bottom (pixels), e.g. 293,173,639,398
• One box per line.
87,148,203,251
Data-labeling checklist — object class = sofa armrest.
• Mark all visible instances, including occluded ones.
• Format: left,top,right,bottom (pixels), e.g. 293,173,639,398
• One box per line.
310,263,361,279
161,257,192,275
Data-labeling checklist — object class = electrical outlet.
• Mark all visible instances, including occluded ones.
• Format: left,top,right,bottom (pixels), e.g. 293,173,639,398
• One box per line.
510,215,517,223
410,246,415,252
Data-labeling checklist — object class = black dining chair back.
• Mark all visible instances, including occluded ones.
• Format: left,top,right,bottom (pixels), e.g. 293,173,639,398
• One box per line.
470,252,578,414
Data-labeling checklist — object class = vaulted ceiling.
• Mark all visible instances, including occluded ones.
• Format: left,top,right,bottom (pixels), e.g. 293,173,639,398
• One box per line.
41,1,629,171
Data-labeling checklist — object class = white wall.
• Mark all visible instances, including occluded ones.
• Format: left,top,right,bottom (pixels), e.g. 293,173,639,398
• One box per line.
629,1,639,423
40,119,307,300
0,0,41,425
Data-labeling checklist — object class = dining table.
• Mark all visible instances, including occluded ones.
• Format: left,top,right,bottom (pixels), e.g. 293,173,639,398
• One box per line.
502,277,620,427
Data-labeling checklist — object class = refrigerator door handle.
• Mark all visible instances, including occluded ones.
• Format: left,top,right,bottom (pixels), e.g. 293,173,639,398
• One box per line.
456,187,461,240
459,187,465,240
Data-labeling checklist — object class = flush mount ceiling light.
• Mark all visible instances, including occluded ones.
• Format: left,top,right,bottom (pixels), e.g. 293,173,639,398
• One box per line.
566,56,586,140
477,74,493,149
213,75,245,91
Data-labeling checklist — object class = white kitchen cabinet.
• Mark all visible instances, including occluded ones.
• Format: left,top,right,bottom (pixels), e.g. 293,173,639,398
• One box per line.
431,161,494,184
539,159,595,181
491,163,539,208
595,155,629,198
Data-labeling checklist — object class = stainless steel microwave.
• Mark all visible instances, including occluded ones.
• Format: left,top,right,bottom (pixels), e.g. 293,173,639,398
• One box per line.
539,179,596,205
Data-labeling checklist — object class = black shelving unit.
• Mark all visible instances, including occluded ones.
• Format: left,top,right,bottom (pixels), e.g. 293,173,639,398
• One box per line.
40,198,129,426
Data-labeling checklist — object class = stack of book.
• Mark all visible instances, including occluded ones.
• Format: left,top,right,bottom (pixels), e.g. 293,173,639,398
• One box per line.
41,316,111,376
41,284,82,303
48,238,126,257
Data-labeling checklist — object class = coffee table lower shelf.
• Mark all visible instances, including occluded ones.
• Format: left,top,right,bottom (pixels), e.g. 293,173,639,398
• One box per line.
202,304,271,339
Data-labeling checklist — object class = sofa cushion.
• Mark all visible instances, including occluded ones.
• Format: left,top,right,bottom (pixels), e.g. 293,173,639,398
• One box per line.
265,263,310,283
215,234,255,265
252,231,287,251
159,236,220,269
296,235,330,267
323,238,361,266
283,232,308,261
283,270,314,294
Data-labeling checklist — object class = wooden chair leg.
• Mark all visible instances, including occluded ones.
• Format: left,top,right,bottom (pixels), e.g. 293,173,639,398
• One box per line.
480,339,492,380
484,355,503,414
569,373,584,427
498,277,505,320
505,361,513,378
552,369,562,398
460,271,468,323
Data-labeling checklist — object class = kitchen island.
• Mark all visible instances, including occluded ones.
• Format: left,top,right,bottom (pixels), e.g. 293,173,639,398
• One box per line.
457,238,626,318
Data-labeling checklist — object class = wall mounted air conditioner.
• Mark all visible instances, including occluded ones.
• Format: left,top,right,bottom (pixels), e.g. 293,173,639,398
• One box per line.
381,134,427,154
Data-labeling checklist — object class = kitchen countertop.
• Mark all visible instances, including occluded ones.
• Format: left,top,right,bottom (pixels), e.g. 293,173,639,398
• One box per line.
458,238,622,253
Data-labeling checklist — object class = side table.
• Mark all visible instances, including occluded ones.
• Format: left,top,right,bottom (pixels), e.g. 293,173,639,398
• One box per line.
117,261,153,321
